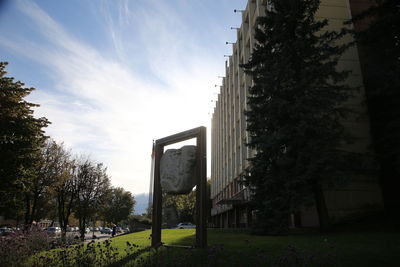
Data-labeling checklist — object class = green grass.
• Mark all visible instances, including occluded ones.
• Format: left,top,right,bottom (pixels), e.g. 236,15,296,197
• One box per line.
106,219,400,267
28,218,400,266
108,230,152,251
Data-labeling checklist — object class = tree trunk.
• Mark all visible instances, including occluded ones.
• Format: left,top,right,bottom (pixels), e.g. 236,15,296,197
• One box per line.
24,193,31,227
79,218,86,241
313,181,330,232
31,192,39,223
61,218,68,243
57,194,65,241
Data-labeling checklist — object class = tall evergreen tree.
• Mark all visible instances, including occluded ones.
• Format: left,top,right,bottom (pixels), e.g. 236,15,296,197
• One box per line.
0,62,50,223
351,0,400,215
241,0,354,233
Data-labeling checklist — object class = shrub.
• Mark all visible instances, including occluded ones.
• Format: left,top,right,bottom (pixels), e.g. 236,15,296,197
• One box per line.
0,228,52,266
30,239,142,267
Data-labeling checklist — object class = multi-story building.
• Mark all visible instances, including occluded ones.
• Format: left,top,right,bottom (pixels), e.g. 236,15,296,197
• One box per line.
210,0,384,228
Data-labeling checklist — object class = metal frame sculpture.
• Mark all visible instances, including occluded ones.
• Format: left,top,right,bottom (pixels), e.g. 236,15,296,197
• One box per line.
151,126,207,248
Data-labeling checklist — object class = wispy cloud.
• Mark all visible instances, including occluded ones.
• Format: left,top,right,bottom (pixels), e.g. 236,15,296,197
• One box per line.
1,0,222,194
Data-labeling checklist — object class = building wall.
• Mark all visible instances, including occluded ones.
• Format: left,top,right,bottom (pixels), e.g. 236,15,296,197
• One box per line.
211,0,264,222
210,0,383,228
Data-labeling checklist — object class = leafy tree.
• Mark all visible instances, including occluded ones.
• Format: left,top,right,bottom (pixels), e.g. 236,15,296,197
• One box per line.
241,0,354,233
24,140,70,225
39,141,77,241
74,159,110,240
351,0,400,215
124,214,151,232
101,187,135,224
0,62,50,224
162,181,211,225
163,191,196,223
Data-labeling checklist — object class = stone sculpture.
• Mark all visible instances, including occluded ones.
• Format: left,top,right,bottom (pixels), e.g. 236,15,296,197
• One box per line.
160,145,197,194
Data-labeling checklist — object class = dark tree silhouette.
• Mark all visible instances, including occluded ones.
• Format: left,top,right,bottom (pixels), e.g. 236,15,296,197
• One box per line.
241,0,354,233
351,0,400,216
0,62,50,225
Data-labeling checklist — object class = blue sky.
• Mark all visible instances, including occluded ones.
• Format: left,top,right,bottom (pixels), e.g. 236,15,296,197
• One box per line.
0,0,247,195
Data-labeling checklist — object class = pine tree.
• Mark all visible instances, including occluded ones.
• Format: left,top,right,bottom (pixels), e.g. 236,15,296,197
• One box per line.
351,0,400,215
241,0,354,233
0,62,50,223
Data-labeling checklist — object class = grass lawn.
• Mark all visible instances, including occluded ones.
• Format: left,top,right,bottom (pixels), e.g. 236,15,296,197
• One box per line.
106,218,400,267
28,218,399,266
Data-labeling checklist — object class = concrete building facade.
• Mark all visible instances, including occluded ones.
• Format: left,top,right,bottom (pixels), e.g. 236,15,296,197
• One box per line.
210,0,384,228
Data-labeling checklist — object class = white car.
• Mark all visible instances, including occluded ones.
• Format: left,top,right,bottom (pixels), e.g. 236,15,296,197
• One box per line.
176,223,196,229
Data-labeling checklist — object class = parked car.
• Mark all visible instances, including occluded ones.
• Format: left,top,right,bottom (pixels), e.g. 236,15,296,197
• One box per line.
46,227,61,235
176,222,196,229
0,226,13,236
100,227,112,234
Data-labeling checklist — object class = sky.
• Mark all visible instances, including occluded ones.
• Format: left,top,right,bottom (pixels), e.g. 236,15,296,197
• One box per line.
0,0,247,195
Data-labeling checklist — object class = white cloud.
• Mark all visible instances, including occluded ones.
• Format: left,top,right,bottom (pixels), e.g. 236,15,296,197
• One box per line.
1,0,222,194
